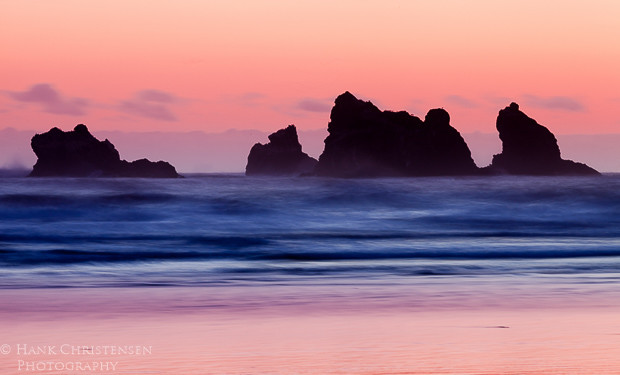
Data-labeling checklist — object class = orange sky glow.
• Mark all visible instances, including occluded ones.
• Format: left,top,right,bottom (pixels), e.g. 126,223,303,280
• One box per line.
1,0,619,134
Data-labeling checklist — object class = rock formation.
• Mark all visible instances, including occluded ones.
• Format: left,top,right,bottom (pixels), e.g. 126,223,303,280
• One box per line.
313,91,478,177
488,103,599,175
29,124,179,177
245,125,318,175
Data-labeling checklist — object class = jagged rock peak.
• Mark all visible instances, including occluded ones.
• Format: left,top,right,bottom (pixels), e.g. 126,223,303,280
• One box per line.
489,103,598,175
245,124,317,176
29,124,179,178
424,108,450,126
334,91,360,105
266,125,302,153
314,91,478,177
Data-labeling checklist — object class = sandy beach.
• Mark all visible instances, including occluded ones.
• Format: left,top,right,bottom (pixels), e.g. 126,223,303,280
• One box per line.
1,285,620,374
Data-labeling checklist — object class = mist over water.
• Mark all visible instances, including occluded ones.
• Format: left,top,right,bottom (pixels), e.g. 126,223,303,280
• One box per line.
0,174,618,305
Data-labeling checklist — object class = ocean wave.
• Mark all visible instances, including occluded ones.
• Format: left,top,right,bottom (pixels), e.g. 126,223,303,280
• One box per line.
2,236,620,266
1,175,620,288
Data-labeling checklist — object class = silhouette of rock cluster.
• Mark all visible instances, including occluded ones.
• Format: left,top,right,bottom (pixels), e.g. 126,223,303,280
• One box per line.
29,124,179,177
30,94,597,179
246,125,317,175
312,92,477,177
488,103,599,175
248,93,598,177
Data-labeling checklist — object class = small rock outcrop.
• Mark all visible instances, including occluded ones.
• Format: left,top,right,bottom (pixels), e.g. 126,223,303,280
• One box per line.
313,91,478,177
245,125,318,175
29,124,179,177
489,103,599,175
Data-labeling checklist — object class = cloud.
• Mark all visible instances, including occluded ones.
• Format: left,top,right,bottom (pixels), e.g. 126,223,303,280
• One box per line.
119,102,177,121
8,83,88,115
523,95,585,112
484,95,513,106
136,90,176,103
296,98,332,113
119,90,178,121
444,95,478,108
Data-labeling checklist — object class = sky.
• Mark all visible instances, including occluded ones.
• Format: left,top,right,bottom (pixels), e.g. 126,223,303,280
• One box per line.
1,0,620,135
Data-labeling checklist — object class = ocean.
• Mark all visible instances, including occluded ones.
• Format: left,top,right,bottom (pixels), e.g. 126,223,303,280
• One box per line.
2,174,620,374
1,174,620,291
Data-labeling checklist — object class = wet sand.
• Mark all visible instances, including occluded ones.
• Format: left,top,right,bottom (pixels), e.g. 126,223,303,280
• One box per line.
1,286,620,374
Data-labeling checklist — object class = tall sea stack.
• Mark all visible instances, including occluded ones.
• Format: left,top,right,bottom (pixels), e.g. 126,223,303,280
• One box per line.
245,125,318,175
313,91,478,177
489,103,599,175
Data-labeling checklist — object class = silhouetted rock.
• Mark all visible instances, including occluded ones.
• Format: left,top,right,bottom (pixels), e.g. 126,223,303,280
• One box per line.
313,92,478,177
245,125,318,175
29,124,179,177
488,103,599,175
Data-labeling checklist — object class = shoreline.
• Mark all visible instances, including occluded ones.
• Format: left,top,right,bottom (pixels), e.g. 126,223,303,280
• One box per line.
2,288,620,374
2,281,620,318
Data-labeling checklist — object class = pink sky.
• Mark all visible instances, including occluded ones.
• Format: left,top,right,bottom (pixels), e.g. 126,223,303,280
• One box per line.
1,0,620,134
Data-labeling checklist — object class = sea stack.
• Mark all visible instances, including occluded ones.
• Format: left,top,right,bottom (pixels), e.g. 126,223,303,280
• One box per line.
313,91,478,177
245,125,318,175
489,103,599,175
29,124,179,177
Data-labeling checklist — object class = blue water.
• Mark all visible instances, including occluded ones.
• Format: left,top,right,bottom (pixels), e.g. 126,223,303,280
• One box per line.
1,174,620,292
